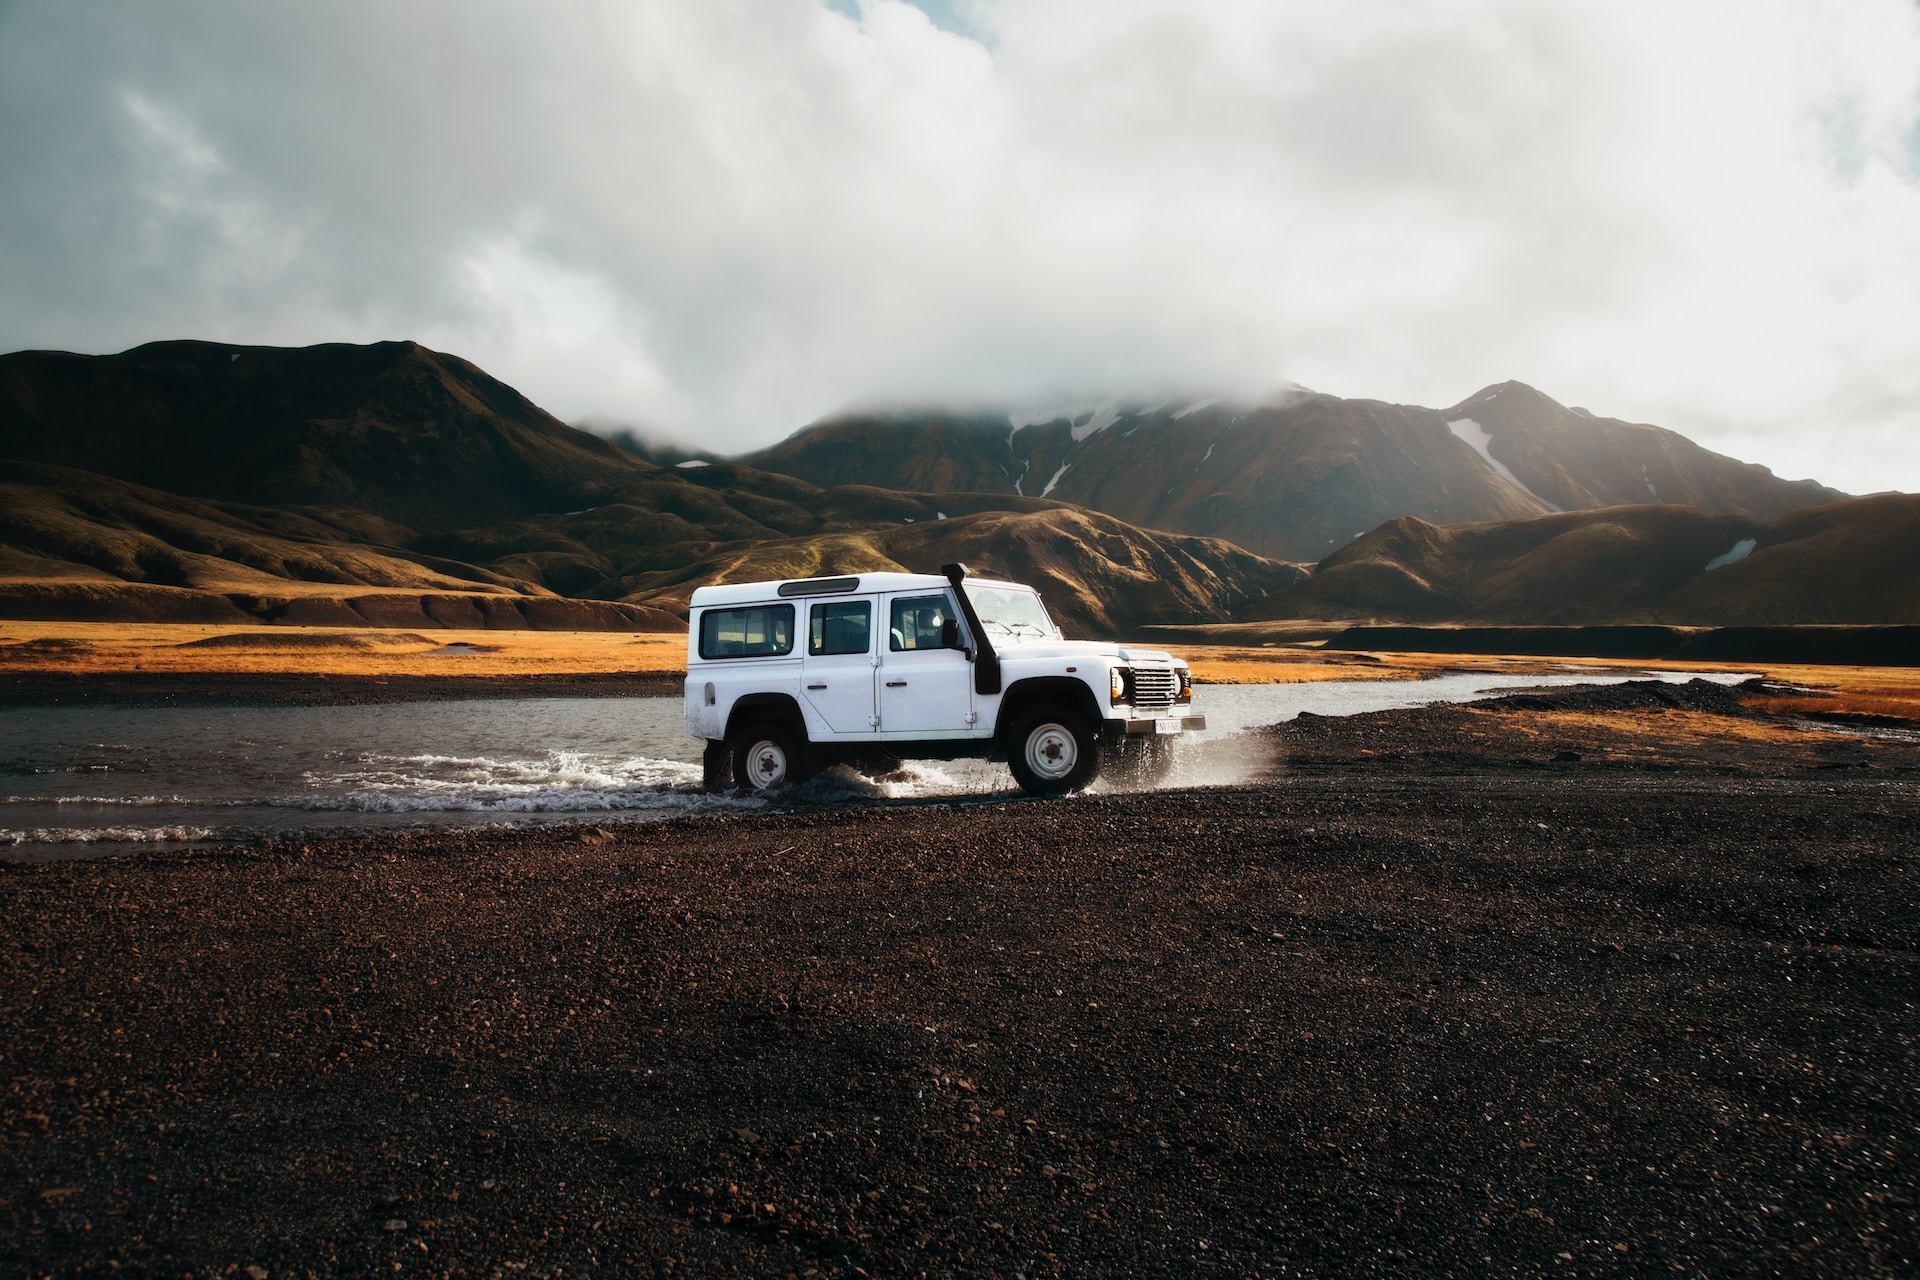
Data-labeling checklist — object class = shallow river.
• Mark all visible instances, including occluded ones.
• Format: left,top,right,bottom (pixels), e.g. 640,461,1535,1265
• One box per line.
1,669,1752,860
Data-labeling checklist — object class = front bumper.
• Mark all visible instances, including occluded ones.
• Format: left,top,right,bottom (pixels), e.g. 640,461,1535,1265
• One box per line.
1108,714,1206,734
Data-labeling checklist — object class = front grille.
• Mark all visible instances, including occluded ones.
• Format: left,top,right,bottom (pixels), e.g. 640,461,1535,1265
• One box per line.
1131,668,1178,713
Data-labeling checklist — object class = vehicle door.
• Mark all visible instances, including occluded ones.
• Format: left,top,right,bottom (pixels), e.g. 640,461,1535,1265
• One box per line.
878,589,977,738
799,596,877,735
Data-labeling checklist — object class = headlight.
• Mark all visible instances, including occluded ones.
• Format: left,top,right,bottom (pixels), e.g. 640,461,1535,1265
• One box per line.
1177,669,1192,700
1110,667,1128,703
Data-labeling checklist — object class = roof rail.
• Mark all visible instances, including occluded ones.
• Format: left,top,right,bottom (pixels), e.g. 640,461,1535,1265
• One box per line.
776,576,861,597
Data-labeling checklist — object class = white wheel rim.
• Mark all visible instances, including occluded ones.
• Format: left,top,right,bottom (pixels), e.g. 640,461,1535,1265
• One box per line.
1024,722,1077,780
746,740,789,788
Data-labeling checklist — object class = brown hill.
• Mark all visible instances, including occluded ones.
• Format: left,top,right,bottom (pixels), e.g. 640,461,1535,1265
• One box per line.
1,448,1300,637
740,389,1845,561
411,466,1077,601
604,506,1303,638
1246,494,1920,626
0,463,682,630
0,340,668,532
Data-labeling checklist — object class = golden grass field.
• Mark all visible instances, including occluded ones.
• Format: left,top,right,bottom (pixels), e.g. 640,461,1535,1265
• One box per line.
0,621,689,680
2,621,1915,718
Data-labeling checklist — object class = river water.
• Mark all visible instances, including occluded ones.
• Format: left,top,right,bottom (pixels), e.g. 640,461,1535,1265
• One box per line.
1,669,1752,860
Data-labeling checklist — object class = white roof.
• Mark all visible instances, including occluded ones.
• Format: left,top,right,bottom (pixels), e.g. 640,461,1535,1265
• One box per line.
690,572,942,608
688,572,1025,609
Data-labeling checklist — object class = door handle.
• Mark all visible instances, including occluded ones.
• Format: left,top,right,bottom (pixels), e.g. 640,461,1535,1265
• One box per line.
885,680,907,687
806,683,827,690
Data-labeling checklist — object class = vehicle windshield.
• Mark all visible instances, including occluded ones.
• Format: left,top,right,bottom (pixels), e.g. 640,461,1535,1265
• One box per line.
963,583,1056,638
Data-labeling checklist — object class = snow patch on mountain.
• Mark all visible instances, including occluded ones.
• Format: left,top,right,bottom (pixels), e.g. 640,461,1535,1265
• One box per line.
1009,400,1123,443
1446,417,1559,511
1174,398,1219,419
1071,402,1122,442
1704,538,1757,572
1040,462,1072,496
675,459,709,469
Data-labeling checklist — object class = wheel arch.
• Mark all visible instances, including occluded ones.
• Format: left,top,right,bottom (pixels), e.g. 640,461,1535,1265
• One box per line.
724,693,810,744
993,676,1104,745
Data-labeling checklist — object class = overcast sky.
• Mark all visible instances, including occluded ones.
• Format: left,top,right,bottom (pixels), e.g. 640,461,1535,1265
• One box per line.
3,0,1918,492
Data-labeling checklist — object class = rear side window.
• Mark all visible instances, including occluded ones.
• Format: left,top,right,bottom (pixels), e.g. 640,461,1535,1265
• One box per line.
698,604,794,659
890,593,956,651
809,600,871,656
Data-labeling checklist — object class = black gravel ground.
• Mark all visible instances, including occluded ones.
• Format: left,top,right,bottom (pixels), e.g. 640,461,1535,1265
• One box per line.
3,696,1917,1278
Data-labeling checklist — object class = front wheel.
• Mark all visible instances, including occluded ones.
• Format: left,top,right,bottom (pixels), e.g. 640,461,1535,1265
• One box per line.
1007,706,1099,796
729,723,809,792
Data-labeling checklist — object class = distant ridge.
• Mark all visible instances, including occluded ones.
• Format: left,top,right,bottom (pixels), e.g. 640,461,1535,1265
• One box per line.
1244,494,1920,626
0,339,663,532
740,387,1845,561
1441,381,1839,516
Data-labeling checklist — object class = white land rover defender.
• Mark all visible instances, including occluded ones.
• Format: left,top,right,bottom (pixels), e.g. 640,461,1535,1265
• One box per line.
684,563,1204,795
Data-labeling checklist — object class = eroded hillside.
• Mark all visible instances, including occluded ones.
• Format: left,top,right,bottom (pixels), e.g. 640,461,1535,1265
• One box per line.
741,386,1844,561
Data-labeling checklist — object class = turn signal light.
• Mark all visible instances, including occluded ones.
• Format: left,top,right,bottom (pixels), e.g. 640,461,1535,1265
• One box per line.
1110,667,1128,703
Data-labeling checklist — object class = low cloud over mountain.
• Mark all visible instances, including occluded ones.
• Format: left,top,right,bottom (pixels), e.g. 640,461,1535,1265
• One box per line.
741,386,1842,562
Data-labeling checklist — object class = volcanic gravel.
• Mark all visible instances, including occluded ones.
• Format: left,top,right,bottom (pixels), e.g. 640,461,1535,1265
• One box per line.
3,697,1918,1278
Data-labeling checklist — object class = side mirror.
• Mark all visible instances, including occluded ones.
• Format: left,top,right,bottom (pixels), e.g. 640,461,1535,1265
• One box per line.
940,618,960,649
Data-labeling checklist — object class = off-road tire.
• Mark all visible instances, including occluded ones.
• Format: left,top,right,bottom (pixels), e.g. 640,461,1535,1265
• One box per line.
1007,705,1099,795
729,723,809,792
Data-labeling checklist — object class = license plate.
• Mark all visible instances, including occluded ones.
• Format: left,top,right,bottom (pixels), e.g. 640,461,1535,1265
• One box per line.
1154,718,1182,735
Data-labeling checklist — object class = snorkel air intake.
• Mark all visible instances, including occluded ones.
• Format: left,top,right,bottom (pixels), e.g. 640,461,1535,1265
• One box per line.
941,562,1002,695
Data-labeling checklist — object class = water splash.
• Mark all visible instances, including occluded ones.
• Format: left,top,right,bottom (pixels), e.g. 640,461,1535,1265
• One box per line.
288,749,715,813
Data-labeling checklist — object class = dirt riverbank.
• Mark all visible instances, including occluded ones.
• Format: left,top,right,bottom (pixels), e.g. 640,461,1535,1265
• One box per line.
3,694,1917,1278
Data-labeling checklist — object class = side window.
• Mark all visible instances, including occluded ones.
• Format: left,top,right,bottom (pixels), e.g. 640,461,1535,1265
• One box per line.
809,600,872,656
889,593,956,651
697,604,794,659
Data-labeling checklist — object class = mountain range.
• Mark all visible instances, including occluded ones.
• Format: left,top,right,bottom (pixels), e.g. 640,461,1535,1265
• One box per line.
0,341,1297,634
739,385,1842,561
1,338,1911,637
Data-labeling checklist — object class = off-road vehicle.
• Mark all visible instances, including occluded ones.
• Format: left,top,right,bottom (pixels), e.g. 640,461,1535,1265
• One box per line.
685,564,1203,795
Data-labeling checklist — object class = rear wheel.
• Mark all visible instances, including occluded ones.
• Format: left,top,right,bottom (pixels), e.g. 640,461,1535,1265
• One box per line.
1007,706,1099,795
729,723,809,792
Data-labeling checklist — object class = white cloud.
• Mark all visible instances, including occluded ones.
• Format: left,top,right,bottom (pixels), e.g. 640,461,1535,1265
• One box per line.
1,0,1918,492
